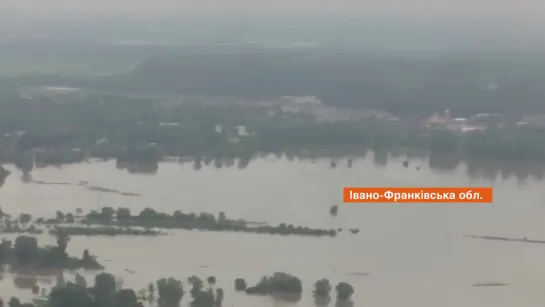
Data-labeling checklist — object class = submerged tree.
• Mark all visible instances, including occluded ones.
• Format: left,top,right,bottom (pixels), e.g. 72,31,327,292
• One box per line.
147,283,155,302
8,297,21,307
246,272,302,297
188,276,204,299
54,271,66,289
330,205,338,216
234,279,246,291
49,283,94,307
191,289,214,307
113,289,142,307
93,273,117,307
335,282,354,300
55,228,70,253
65,213,75,224
14,236,39,265
206,276,216,286
313,279,332,297
19,214,32,225
116,208,132,220
214,288,224,306
188,276,219,307
313,278,332,306
56,211,65,223
75,273,87,288
157,278,184,307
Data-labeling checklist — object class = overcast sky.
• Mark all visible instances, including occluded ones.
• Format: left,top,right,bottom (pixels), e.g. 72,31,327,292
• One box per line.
0,0,543,20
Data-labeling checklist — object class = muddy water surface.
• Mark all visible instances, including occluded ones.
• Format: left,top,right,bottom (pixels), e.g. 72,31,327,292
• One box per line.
1,155,545,307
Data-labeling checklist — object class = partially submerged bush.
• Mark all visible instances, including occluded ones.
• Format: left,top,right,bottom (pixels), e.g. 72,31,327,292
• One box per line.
246,272,302,296
157,278,184,307
313,279,331,297
206,276,216,286
234,279,246,291
335,282,354,300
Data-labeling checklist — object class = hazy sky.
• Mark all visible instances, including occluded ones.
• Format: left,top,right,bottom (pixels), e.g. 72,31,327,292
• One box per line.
0,0,543,50
0,0,543,20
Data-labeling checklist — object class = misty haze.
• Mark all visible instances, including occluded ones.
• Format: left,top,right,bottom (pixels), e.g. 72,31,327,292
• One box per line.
0,1,545,307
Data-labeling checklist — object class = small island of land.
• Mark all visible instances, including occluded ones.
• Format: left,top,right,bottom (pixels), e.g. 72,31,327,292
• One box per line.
31,207,340,238
0,232,103,273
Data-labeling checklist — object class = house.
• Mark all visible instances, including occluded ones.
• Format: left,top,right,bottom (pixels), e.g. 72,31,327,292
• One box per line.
466,113,504,129
425,111,451,127
446,118,467,131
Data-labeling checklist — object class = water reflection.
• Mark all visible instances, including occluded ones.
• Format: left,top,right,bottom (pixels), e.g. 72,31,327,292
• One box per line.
372,151,388,168
193,152,540,184
334,300,354,307
224,157,236,168
237,158,250,169
21,173,32,183
465,159,545,183
313,296,331,307
2,157,545,307
115,161,158,175
6,149,545,186
271,292,302,304
285,152,296,162
194,159,202,171
428,152,460,172
203,156,213,166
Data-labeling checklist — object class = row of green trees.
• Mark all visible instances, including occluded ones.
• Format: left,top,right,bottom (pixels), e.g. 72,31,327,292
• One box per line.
2,273,223,307
0,231,102,271
126,52,545,117
236,273,355,305
31,207,338,238
2,91,545,167
4,272,356,307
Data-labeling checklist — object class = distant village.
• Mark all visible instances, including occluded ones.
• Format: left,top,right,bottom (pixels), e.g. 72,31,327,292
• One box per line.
14,87,545,133
277,96,545,132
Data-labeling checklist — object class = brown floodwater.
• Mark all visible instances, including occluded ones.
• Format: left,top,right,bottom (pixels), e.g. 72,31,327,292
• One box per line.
1,154,545,307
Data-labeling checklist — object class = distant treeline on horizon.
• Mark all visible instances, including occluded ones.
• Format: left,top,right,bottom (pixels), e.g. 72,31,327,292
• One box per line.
2,49,545,117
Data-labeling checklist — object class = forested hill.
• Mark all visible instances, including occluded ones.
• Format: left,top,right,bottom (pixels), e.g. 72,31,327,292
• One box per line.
3,49,545,117
127,51,545,116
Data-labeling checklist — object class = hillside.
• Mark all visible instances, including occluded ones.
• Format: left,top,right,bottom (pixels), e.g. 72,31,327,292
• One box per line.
127,51,545,116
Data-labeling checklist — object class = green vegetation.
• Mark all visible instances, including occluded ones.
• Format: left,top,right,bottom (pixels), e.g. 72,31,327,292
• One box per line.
313,278,332,297
0,211,164,237
246,272,302,294
55,207,336,238
2,273,221,307
0,166,9,182
0,95,542,195
0,232,102,271
49,226,164,237
234,279,247,291
100,51,545,117
1,84,545,172
3,207,341,238
335,282,355,300
4,271,354,307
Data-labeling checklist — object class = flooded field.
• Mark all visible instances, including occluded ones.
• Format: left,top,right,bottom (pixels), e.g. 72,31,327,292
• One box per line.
1,154,545,307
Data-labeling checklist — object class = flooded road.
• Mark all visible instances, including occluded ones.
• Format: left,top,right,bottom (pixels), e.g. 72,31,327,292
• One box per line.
1,154,545,307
